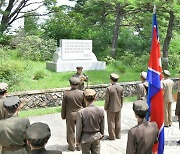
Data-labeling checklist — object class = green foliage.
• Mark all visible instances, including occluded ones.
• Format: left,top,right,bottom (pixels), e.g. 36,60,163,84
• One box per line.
169,52,180,70
119,52,149,72
110,61,126,74
103,55,115,65
0,61,24,89
17,35,57,61
33,70,46,80
0,46,10,62
24,12,40,35
117,29,148,56
0,35,12,46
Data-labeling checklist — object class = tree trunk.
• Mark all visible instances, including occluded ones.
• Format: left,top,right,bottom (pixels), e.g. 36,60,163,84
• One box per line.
162,10,174,70
111,3,121,59
0,0,16,34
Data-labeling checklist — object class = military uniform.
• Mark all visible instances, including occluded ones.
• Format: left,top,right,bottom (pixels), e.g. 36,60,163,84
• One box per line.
162,70,174,127
137,82,148,101
137,72,148,101
175,72,180,129
73,66,88,90
104,73,124,140
175,72,180,144
0,96,30,154
126,100,159,154
76,89,104,154
26,122,62,154
61,77,85,151
0,83,8,120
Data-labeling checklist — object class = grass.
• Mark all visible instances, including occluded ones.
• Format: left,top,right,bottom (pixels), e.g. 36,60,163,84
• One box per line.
19,96,136,118
19,107,61,118
8,59,141,92
2,49,179,92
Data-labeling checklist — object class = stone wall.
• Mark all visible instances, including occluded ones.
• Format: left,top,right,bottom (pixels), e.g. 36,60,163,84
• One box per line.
9,78,179,110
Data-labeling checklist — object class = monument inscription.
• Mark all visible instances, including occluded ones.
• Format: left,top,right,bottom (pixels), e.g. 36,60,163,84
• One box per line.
61,39,92,60
46,39,106,72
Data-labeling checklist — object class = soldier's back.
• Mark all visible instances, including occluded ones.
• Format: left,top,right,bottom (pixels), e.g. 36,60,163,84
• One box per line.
0,116,30,146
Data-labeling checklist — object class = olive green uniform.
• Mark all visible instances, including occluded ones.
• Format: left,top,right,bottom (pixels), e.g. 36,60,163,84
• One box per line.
61,88,85,151
76,104,104,154
0,115,30,154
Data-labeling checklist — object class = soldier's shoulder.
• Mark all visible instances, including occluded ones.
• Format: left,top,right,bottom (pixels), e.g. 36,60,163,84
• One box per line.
13,117,30,123
44,150,62,154
128,125,138,135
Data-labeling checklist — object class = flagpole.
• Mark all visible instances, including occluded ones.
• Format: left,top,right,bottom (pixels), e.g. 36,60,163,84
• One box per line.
153,4,156,14
147,4,164,154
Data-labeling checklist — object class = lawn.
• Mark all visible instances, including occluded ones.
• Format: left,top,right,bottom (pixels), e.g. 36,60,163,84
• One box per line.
19,96,137,118
3,50,179,92
9,59,141,92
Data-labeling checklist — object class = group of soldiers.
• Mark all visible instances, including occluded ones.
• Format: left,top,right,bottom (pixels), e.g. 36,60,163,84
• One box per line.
0,66,179,154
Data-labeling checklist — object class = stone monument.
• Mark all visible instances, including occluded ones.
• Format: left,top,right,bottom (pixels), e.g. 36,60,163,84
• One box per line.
46,39,106,72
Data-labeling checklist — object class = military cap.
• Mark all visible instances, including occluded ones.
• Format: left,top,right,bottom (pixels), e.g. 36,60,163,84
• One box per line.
140,71,147,79
84,89,96,96
133,100,148,114
0,82,8,92
69,77,80,85
163,70,170,76
26,122,51,145
3,96,20,111
76,66,83,70
110,73,119,80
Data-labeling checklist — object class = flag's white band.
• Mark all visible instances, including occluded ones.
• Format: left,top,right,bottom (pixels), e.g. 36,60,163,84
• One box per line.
159,123,164,135
148,67,161,75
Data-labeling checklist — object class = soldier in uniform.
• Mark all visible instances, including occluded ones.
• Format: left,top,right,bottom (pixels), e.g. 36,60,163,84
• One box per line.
162,70,174,127
0,82,8,120
104,73,124,140
137,71,148,101
0,96,30,154
175,70,180,144
26,122,62,154
76,89,104,154
126,100,159,154
73,66,88,90
61,77,85,151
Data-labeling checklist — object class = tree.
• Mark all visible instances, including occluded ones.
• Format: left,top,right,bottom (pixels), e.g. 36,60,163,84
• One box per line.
0,0,56,34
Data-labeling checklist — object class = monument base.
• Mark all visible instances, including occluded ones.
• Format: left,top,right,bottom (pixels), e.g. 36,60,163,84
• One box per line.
46,60,106,72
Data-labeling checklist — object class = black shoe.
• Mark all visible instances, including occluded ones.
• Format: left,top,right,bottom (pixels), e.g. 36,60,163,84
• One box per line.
106,136,115,140
177,140,180,144
76,145,81,151
164,125,169,127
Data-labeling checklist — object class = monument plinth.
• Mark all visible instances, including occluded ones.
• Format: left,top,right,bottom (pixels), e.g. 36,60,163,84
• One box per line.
46,39,106,72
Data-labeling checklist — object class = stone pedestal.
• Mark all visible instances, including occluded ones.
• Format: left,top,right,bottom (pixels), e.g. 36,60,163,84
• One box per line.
46,39,106,72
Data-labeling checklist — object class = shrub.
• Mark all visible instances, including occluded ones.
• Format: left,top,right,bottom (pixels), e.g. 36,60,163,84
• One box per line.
0,35,12,46
103,56,115,65
0,46,10,62
111,61,126,74
0,61,24,89
17,35,57,61
169,52,180,69
33,70,46,80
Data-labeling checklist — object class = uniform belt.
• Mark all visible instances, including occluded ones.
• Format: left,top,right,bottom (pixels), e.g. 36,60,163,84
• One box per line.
83,131,99,133
2,145,25,151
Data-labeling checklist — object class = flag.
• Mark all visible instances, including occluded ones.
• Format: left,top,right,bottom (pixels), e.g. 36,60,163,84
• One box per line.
146,7,164,154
